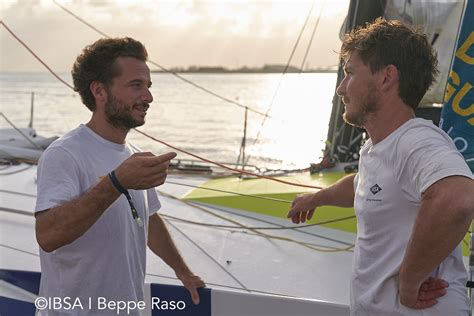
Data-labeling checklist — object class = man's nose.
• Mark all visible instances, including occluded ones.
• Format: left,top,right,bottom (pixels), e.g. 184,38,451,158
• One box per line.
336,77,346,97
143,88,153,103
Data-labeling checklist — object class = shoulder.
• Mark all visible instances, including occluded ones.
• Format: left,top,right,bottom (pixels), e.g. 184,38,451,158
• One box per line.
394,119,472,194
395,119,457,155
45,126,78,149
38,126,87,167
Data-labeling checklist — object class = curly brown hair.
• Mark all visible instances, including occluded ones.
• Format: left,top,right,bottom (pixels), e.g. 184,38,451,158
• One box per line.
340,17,438,109
71,37,148,111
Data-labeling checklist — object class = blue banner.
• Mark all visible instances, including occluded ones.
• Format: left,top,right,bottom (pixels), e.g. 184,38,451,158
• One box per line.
440,0,474,172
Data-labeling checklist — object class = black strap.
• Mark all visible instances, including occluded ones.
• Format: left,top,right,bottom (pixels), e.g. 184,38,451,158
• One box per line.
109,170,128,195
108,171,142,226
467,281,474,288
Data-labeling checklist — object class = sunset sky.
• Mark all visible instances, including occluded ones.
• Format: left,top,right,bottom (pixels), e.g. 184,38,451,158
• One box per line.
0,0,349,72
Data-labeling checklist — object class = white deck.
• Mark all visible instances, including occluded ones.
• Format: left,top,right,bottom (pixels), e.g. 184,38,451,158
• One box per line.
0,163,353,315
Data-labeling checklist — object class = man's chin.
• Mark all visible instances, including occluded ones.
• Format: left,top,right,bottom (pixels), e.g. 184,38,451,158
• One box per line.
109,119,145,130
343,112,364,128
129,120,145,129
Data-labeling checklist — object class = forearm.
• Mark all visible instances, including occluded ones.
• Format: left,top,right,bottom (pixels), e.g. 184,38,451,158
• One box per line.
400,176,474,289
314,173,356,207
400,207,471,287
148,213,191,276
35,176,121,252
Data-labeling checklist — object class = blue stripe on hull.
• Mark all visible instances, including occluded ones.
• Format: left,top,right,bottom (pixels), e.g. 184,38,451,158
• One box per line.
0,269,41,295
150,283,211,316
0,296,37,315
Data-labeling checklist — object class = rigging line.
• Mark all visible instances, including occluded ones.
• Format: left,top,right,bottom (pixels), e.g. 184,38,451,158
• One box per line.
1,18,294,186
1,19,317,188
265,234,353,252
166,180,292,204
135,128,323,189
164,216,352,251
0,21,74,91
0,189,36,198
1,19,322,188
0,90,76,97
0,201,356,250
161,188,299,244
157,189,354,252
244,0,316,165
0,192,355,251
51,0,269,119
157,189,276,240
189,201,354,246
145,272,298,298
164,180,353,244
147,61,269,118
0,243,39,257
161,213,356,231
0,207,34,217
0,165,34,176
0,90,34,95
164,219,249,291
52,0,108,38
299,0,326,72
2,169,294,205
0,113,43,151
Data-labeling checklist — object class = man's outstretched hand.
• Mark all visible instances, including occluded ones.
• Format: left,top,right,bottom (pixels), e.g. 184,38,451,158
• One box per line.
287,193,318,224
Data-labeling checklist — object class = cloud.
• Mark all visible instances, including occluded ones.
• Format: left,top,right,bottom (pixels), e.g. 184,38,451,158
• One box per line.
0,0,347,72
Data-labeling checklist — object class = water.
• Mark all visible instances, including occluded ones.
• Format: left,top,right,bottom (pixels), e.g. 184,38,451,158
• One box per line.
0,72,337,170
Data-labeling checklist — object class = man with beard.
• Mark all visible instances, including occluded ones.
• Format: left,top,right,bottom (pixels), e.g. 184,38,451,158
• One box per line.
35,37,204,315
287,18,473,315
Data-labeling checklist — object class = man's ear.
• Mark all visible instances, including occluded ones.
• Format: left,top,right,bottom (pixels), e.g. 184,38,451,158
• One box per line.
90,81,108,106
380,64,399,92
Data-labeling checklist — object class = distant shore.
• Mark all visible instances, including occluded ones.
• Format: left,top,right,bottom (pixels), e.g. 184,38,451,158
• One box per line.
151,64,337,74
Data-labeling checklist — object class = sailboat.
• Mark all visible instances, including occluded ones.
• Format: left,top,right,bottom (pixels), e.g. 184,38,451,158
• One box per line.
1,0,472,315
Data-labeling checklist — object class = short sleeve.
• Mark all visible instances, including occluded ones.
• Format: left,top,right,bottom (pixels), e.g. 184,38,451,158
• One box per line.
353,172,360,193
147,188,161,215
35,147,81,212
398,128,473,201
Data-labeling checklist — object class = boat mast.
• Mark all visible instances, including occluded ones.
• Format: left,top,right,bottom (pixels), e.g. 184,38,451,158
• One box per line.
28,92,34,128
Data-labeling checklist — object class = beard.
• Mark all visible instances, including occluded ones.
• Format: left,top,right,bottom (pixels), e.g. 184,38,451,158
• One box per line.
104,94,149,129
342,87,379,128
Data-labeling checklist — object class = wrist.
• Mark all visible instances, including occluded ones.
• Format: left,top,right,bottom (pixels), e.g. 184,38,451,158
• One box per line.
108,170,127,194
175,267,192,279
399,268,422,293
102,173,122,196
311,190,323,208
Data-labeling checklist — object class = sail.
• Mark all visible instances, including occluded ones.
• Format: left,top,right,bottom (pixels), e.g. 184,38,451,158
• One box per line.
324,0,467,167
440,0,474,172
385,0,464,106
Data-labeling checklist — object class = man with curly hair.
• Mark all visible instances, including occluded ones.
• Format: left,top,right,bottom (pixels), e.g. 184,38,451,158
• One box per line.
288,18,473,315
35,37,204,315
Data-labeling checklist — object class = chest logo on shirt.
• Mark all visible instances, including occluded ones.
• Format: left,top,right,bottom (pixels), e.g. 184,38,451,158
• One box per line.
370,184,382,195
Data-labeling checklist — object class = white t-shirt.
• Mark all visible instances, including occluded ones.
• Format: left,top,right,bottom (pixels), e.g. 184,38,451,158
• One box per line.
35,124,160,316
351,118,472,316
